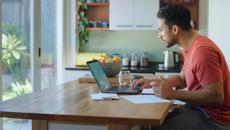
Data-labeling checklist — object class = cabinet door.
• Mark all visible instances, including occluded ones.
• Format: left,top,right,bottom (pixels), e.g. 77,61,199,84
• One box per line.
110,0,133,30
134,0,159,30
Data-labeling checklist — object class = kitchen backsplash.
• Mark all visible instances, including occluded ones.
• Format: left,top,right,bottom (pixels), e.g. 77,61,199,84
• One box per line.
80,30,178,62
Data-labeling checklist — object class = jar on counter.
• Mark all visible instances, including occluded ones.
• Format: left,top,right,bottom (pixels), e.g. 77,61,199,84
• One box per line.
130,53,138,67
140,52,149,67
122,53,129,67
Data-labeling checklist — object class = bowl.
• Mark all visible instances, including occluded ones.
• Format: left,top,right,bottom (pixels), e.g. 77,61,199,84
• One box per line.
100,63,121,77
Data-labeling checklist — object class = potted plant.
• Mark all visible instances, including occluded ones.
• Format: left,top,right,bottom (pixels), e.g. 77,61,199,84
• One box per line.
78,0,90,51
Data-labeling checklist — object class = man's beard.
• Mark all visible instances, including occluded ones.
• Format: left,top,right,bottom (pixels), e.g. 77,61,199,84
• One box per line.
166,39,177,48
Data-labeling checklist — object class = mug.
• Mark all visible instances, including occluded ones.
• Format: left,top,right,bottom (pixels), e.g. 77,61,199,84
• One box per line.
101,21,109,27
95,21,101,27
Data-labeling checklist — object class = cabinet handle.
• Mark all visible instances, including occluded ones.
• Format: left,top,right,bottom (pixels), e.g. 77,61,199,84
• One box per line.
136,25,153,27
116,25,132,27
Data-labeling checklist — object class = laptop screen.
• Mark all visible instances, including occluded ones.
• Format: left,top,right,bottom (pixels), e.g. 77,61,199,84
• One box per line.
87,60,111,91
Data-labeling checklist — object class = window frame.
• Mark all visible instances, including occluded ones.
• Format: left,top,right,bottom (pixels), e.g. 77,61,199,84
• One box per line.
31,0,41,91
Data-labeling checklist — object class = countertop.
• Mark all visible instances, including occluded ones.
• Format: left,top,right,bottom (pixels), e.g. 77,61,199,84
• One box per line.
66,62,181,73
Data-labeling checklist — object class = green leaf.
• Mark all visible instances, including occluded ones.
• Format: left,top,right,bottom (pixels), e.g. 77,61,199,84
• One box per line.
17,46,26,50
82,4,88,9
80,11,84,17
12,50,21,59
82,17,88,23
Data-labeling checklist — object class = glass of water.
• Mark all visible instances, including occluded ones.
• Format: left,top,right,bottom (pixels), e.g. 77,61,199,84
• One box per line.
119,70,131,86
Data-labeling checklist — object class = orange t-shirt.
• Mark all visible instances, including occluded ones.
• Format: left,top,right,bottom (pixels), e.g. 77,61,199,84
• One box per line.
182,35,230,125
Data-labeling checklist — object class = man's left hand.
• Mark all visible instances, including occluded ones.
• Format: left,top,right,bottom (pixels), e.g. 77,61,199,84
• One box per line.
155,76,174,99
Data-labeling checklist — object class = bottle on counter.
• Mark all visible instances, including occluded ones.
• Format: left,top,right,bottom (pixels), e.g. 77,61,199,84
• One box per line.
130,53,138,67
122,53,129,67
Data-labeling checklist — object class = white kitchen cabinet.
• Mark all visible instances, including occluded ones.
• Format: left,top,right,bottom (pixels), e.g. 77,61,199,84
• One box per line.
110,0,159,30
110,0,133,30
134,0,159,30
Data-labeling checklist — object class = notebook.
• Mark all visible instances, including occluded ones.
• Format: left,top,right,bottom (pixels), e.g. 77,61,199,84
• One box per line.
87,60,141,94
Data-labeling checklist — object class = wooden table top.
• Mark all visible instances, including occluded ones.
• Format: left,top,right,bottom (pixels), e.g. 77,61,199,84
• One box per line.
0,80,172,126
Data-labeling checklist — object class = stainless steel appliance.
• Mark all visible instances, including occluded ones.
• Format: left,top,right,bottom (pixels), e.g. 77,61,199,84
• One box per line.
163,50,180,68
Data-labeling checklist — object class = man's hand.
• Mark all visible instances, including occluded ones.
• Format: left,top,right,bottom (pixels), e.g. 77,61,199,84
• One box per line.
150,78,161,86
132,79,152,90
154,77,174,99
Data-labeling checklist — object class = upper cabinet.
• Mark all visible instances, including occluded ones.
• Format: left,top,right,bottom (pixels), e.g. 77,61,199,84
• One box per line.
160,0,199,30
77,0,199,31
109,0,133,30
133,0,159,30
110,0,159,30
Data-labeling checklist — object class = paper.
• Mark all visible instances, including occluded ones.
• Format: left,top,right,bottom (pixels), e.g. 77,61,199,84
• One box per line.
90,93,120,101
142,88,154,95
121,95,186,105
172,99,186,105
121,95,170,104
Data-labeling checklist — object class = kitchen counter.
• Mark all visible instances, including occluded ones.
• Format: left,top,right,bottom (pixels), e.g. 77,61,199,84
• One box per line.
66,62,181,74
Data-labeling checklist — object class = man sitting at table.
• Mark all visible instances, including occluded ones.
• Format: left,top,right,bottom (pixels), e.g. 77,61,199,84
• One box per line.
133,5,230,130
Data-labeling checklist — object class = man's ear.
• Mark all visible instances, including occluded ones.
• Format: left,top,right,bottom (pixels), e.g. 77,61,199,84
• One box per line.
171,25,179,35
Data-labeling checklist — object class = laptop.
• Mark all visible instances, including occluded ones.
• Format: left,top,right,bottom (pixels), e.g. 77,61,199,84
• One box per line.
87,60,141,94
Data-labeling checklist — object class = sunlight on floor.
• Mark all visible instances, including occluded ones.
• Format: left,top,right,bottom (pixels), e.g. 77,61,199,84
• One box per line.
4,119,31,130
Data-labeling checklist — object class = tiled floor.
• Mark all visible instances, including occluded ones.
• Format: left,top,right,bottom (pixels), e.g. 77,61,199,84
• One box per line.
4,119,31,130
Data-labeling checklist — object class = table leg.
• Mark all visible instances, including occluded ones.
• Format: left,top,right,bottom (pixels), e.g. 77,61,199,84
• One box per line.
32,120,48,130
0,118,3,130
107,124,132,130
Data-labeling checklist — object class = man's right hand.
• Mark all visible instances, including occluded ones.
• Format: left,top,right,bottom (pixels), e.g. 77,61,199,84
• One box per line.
132,79,152,90
150,78,161,87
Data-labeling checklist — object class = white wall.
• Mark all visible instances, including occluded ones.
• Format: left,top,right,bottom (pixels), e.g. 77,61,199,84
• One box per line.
208,0,230,67
57,0,86,84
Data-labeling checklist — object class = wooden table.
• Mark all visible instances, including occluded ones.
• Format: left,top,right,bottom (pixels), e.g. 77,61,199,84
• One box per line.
0,80,172,130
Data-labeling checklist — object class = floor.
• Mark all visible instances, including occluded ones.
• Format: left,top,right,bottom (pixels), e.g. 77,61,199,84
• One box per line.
3,119,31,130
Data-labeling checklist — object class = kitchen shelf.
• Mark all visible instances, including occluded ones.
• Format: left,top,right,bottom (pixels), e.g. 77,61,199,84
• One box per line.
85,27,109,31
86,2,109,6
83,1,110,30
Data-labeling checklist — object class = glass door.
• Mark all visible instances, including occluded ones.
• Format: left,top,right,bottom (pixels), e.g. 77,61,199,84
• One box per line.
1,0,57,129
41,0,57,90
1,0,33,129
2,0,32,101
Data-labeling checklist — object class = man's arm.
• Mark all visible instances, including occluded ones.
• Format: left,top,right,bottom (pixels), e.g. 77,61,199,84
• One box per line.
133,71,186,89
166,71,186,89
151,71,187,89
169,81,224,106
157,78,224,106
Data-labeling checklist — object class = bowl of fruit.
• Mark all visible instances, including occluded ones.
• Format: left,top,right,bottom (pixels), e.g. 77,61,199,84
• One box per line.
97,55,122,77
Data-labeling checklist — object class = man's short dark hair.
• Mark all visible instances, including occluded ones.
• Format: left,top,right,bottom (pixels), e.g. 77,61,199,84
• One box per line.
157,5,192,31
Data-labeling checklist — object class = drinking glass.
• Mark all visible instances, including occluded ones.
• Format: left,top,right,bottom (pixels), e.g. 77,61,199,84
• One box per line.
119,71,131,86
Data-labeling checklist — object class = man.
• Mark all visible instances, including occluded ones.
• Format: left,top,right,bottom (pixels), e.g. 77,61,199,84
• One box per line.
133,5,230,130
